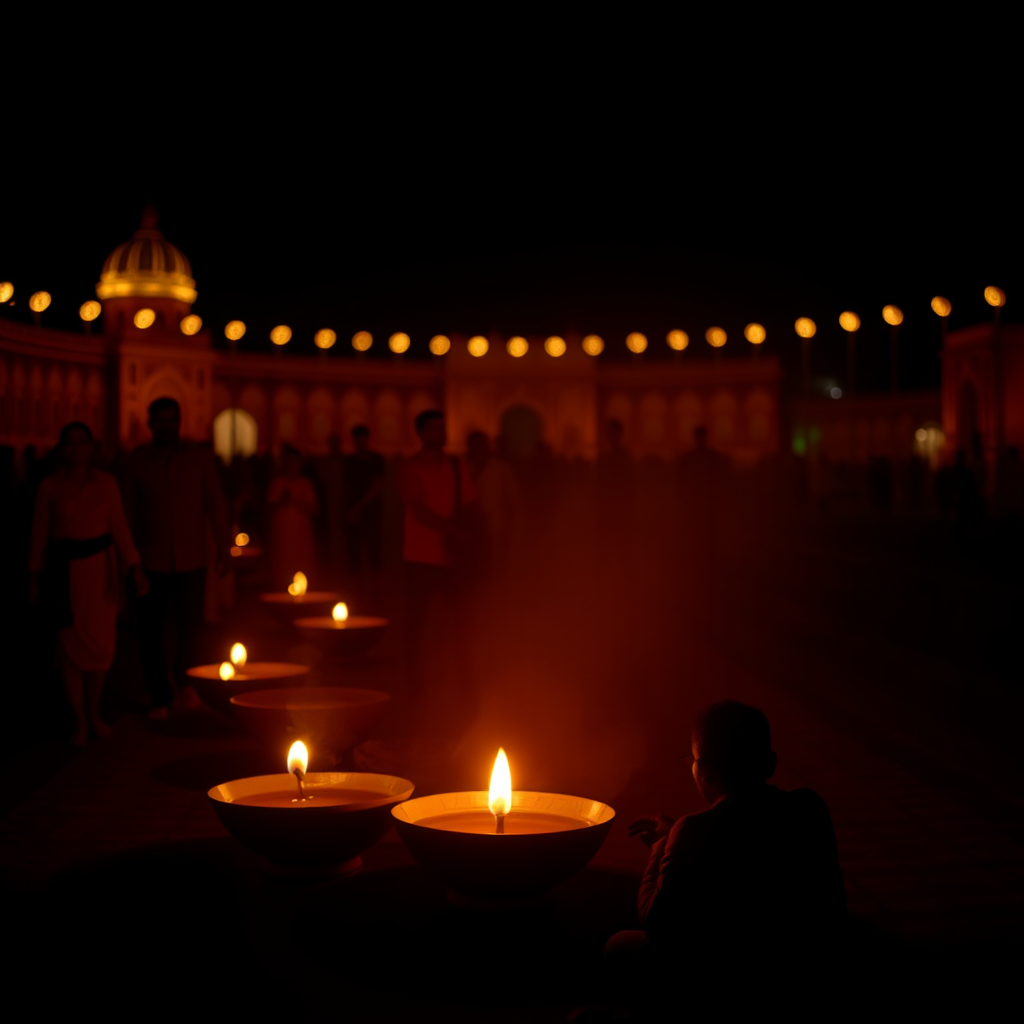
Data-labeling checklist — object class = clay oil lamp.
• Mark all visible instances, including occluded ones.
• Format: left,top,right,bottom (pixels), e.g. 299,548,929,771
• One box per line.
259,571,340,622
229,531,264,570
186,642,311,717
209,740,414,879
392,748,615,904
231,686,390,768
295,601,389,658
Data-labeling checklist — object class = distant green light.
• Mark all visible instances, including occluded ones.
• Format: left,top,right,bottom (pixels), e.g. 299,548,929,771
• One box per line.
792,433,807,456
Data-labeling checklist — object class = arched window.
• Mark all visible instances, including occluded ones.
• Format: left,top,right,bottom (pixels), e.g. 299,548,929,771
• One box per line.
213,408,258,462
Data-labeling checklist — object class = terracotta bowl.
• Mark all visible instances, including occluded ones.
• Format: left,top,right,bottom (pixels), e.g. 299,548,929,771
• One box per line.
294,615,389,658
230,686,390,766
258,591,340,622
186,663,311,717
392,791,615,899
209,771,414,879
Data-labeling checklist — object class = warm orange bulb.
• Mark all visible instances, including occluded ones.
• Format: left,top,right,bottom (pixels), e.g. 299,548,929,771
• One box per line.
744,323,766,345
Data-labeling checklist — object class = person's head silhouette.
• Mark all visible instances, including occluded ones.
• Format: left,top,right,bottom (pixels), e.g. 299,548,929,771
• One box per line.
691,700,777,802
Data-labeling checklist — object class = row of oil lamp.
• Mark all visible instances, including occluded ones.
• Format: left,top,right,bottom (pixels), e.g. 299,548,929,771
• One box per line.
3,280,1007,357
188,568,613,897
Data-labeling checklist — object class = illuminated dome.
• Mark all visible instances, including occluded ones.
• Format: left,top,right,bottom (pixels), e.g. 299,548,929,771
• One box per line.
96,207,197,304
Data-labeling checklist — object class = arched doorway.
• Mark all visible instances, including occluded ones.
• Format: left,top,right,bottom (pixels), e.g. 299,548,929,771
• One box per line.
213,408,258,461
499,404,543,460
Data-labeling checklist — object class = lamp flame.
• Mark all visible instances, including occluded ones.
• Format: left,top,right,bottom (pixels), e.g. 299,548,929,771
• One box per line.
218,661,235,680
235,532,249,547
287,741,309,776
230,643,247,667
332,602,349,623
488,747,512,820
288,571,308,597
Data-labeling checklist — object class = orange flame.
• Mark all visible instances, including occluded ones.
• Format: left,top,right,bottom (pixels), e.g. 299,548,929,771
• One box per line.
218,661,235,680
235,532,250,547
488,747,512,819
332,602,349,623
230,643,247,667
288,572,308,597
287,740,309,776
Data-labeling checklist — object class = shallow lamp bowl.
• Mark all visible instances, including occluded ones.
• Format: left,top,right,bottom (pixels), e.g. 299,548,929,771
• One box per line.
259,591,341,622
392,791,615,899
186,663,311,717
209,771,414,879
230,686,390,766
294,615,389,657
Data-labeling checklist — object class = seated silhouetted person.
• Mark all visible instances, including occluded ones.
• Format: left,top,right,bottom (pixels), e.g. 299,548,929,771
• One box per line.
610,701,845,1010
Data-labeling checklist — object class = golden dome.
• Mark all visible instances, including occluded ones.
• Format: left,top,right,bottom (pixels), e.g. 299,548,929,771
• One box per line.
96,208,197,304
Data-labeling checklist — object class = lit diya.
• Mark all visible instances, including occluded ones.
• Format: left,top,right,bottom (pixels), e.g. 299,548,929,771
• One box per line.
231,686,390,768
209,740,414,879
229,531,264,567
259,572,340,621
186,643,311,716
295,602,389,658
392,748,615,901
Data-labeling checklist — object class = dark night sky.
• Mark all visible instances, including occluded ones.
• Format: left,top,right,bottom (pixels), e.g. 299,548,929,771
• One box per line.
4,29,1019,395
